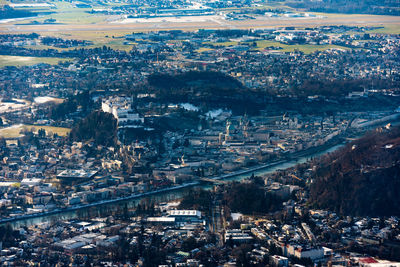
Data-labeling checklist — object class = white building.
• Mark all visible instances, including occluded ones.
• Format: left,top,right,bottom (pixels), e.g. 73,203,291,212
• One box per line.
101,96,144,126
270,255,289,267
21,178,42,187
167,210,201,218
225,229,253,243
294,246,324,260
282,244,325,261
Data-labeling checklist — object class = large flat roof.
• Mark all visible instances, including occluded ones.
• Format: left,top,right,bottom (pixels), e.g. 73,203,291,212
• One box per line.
57,169,98,179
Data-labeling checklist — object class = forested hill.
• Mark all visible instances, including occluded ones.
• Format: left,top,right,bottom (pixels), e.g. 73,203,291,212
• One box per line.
309,126,400,216
148,71,244,93
287,0,400,16
69,111,118,147
147,71,264,115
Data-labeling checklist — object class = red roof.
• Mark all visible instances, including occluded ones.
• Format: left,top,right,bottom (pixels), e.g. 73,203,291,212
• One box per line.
359,257,379,264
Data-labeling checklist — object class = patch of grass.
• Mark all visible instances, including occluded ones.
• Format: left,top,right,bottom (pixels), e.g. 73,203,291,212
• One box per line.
29,125,71,136
48,10,105,24
29,9,106,25
25,42,135,52
36,30,136,50
285,44,350,53
196,47,214,53
10,0,108,25
254,40,350,54
366,25,400,34
0,124,71,138
23,44,91,52
0,55,72,67
201,39,350,54
0,126,26,138
3,29,136,51
203,41,239,47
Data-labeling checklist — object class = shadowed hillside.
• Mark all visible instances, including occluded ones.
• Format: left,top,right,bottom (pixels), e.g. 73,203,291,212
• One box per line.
147,71,264,115
310,126,400,216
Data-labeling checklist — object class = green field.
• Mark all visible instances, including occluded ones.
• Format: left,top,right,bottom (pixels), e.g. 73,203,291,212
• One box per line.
254,40,351,53
0,124,71,138
5,0,109,25
196,47,215,53
33,30,137,51
204,41,238,47
47,1,106,24
0,55,72,67
202,40,351,54
366,25,400,34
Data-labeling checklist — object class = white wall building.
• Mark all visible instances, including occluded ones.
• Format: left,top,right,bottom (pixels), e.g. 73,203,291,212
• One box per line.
270,255,289,267
101,96,144,126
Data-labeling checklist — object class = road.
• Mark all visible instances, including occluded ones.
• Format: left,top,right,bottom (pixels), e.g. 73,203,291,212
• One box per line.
0,138,344,226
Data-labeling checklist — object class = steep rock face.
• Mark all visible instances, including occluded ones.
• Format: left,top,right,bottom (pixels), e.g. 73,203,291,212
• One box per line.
310,127,400,216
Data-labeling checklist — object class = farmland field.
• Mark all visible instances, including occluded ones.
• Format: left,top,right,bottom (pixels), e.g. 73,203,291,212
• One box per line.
0,124,71,138
0,55,72,67
201,40,351,54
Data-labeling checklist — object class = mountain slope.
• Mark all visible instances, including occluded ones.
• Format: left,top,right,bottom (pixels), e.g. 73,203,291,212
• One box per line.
309,127,400,216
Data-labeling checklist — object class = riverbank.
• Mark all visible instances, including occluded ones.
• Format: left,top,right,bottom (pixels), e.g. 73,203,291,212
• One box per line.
0,181,201,225
0,135,347,227
211,135,345,181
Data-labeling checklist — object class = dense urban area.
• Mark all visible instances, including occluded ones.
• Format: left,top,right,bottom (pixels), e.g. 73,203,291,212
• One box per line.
1,0,400,265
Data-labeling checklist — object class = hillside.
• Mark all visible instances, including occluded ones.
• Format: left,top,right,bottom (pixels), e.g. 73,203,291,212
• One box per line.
147,71,264,115
309,126,400,216
69,110,118,147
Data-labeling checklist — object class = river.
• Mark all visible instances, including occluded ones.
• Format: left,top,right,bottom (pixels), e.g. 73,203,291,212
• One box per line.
6,143,344,228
